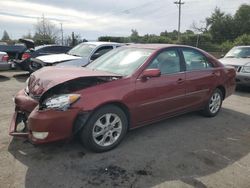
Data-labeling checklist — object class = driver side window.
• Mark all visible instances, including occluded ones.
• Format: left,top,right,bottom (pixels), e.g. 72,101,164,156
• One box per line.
147,49,181,75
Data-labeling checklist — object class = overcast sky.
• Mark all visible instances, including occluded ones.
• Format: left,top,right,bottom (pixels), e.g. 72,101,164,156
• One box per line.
0,0,249,40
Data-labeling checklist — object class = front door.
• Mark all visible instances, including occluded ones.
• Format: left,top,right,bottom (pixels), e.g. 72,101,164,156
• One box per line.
132,48,186,125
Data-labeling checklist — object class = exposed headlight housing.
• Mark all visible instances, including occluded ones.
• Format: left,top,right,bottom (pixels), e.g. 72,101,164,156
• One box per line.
41,94,80,111
242,63,250,73
25,77,30,94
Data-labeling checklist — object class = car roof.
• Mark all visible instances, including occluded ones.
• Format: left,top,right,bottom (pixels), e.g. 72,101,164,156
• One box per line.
125,43,193,50
234,46,250,48
84,41,122,46
36,44,69,47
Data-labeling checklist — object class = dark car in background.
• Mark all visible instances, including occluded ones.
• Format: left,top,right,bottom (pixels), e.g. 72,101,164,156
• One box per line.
14,45,71,72
0,43,27,63
10,44,236,152
30,41,123,72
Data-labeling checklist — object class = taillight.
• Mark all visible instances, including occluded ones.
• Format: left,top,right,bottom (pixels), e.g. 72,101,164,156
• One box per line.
22,53,31,60
2,54,9,62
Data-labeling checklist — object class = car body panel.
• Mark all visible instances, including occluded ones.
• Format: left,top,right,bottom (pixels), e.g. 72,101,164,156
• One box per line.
0,51,11,71
219,46,250,86
35,53,81,64
133,72,186,124
30,42,123,71
28,66,122,96
9,44,236,144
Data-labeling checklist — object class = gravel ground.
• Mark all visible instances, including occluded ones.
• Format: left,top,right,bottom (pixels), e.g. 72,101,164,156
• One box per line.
0,70,250,188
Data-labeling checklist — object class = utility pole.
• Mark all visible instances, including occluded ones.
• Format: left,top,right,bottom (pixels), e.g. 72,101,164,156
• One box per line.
60,23,64,45
174,0,184,42
72,32,75,46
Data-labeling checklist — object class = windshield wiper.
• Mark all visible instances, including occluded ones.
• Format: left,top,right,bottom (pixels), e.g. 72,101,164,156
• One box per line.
225,56,235,58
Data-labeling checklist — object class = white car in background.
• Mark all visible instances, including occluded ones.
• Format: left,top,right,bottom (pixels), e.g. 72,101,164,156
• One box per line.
0,51,11,71
219,46,250,87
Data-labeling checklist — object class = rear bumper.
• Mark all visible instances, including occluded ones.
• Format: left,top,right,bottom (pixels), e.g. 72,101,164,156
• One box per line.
0,62,11,71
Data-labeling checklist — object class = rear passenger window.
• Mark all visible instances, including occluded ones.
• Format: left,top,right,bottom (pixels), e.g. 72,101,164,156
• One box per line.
182,49,213,71
147,50,181,75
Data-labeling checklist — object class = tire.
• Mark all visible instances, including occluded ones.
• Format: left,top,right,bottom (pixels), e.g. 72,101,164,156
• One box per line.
202,88,223,117
79,105,128,152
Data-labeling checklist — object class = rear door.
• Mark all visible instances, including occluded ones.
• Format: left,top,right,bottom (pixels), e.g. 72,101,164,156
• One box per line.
133,48,186,124
181,47,217,108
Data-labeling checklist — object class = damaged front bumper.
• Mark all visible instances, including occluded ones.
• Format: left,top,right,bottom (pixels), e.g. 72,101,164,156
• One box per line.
9,89,82,144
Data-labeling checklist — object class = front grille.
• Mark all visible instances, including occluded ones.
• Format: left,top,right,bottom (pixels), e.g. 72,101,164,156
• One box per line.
233,66,242,72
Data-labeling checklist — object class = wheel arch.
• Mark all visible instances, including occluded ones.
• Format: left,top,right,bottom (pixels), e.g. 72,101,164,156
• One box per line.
216,85,226,100
94,101,131,128
73,101,131,134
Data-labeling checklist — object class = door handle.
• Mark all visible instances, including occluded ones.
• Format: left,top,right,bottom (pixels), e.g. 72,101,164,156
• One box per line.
177,78,184,84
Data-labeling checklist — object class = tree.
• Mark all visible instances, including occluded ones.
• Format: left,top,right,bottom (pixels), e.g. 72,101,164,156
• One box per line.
130,29,139,42
234,4,250,36
1,30,10,41
22,32,33,39
33,15,59,45
206,8,236,43
65,32,84,47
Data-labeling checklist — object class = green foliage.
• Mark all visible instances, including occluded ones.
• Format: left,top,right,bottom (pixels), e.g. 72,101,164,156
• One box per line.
234,34,250,46
206,5,250,44
98,36,130,43
234,4,250,36
1,30,10,41
219,41,234,53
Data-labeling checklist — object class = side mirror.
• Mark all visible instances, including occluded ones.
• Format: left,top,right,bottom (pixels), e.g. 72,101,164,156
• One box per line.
141,69,161,80
220,54,224,58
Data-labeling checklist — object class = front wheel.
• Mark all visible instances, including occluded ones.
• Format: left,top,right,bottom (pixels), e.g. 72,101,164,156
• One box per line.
80,105,128,152
202,88,223,117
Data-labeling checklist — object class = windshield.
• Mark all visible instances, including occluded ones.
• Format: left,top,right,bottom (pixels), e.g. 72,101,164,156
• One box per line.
87,47,153,76
67,43,96,57
225,47,250,58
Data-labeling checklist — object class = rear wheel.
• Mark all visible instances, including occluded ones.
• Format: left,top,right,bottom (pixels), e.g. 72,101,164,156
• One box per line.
202,88,223,117
80,105,128,152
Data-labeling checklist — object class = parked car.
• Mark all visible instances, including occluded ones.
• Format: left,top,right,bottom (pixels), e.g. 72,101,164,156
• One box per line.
30,41,123,72
14,45,71,72
9,44,236,152
0,39,34,63
0,51,11,71
219,46,250,87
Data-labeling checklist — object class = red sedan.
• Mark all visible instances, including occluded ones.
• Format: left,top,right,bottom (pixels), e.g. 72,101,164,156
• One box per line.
10,44,236,152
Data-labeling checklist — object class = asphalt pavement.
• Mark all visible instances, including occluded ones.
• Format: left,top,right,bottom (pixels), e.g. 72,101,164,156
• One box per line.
0,70,250,188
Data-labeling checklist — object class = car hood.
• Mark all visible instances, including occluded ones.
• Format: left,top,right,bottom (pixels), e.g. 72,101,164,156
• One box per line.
35,53,81,64
55,58,89,67
28,66,121,96
219,58,250,66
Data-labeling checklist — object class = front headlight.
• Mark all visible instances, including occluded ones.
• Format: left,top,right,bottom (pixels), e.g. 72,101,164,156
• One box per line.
242,63,250,73
25,77,30,94
41,94,80,111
